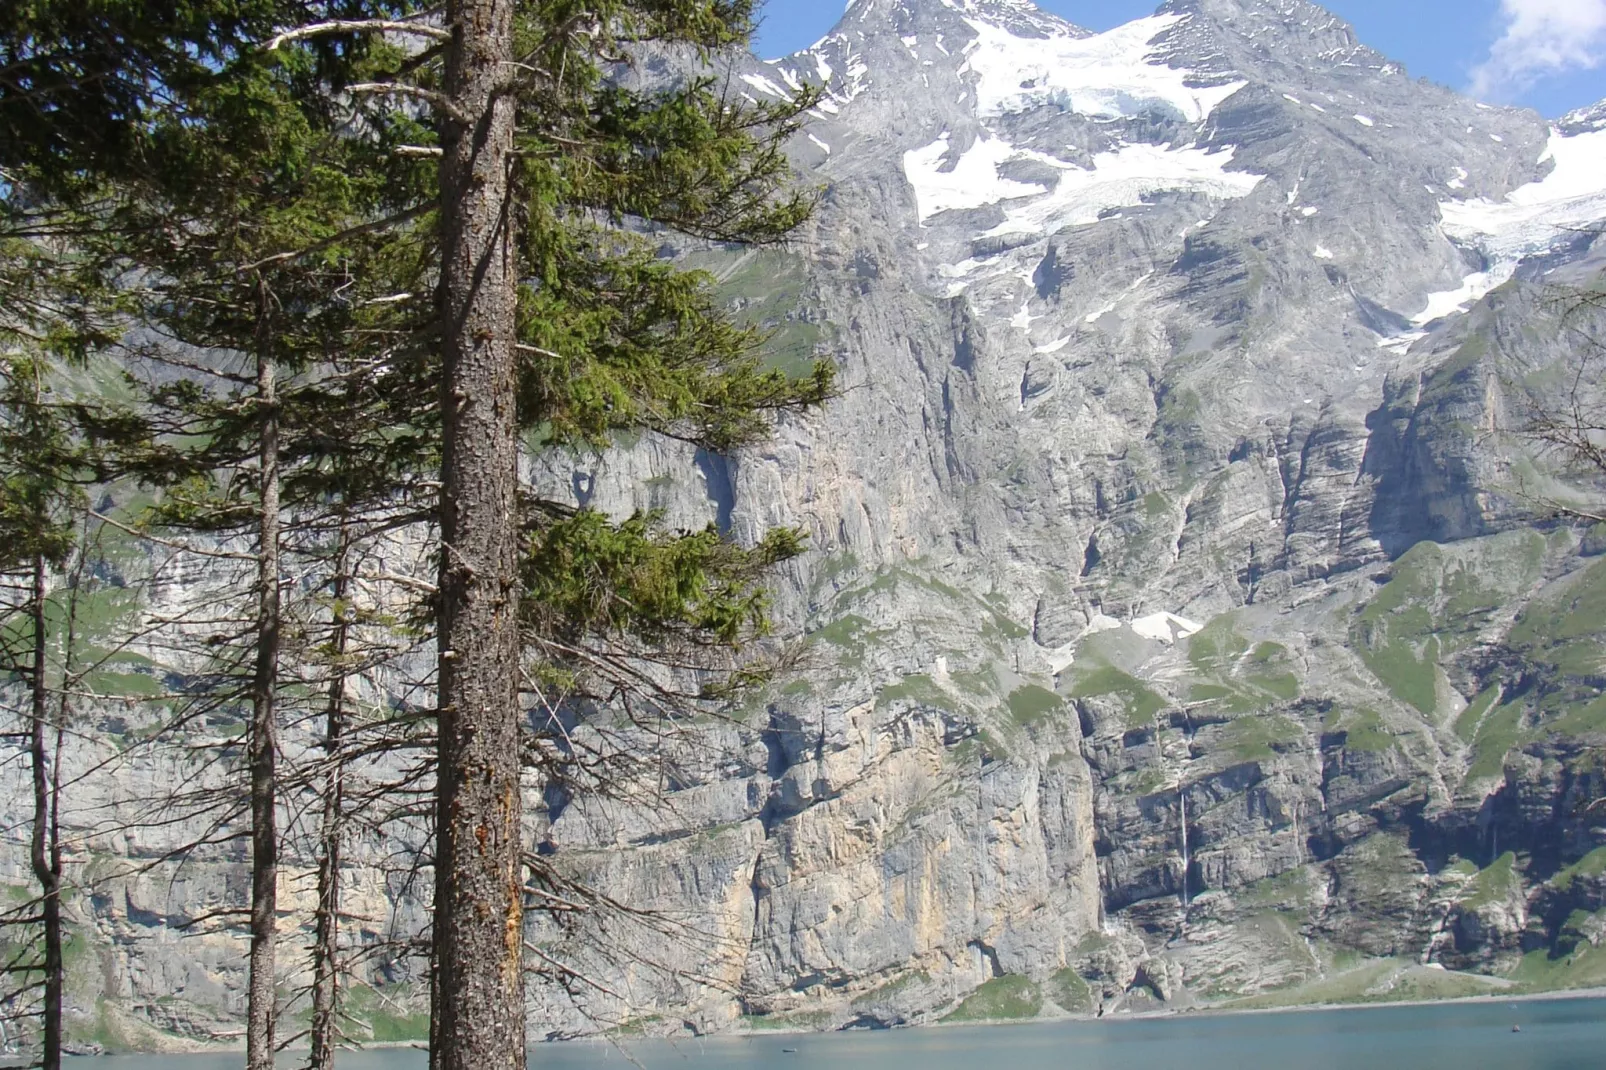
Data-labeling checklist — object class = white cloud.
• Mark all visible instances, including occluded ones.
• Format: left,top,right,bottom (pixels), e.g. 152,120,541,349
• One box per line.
1470,0,1606,101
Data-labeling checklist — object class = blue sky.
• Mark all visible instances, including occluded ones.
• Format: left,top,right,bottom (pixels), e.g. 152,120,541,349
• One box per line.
751,0,1606,119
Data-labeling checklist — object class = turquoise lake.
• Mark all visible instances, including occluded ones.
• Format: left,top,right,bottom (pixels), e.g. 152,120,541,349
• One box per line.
78,997,1606,1069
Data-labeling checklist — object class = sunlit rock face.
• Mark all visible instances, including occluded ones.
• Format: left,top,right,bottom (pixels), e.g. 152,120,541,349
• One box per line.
12,0,1606,1047
526,0,1606,1033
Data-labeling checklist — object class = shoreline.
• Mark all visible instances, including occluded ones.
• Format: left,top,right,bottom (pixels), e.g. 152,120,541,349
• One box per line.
40,984,1606,1057
722,983,1606,1041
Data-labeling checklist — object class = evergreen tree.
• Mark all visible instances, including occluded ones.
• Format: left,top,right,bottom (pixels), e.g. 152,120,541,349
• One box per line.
6,4,833,1065
0,351,78,1070
418,5,830,1064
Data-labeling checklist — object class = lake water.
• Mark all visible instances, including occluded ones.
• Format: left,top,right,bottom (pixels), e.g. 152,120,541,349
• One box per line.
78,997,1606,1069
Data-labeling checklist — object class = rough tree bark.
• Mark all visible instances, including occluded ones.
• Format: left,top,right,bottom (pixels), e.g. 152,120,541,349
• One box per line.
309,521,351,1070
29,552,62,1070
431,0,526,1066
246,351,282,1070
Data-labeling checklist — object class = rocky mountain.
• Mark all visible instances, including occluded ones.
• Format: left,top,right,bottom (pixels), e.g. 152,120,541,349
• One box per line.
9,0,1606,1048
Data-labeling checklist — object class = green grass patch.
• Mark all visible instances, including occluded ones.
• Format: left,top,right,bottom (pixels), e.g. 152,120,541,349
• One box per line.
940,976,1043,1023
1552,846,1606,893
1219,713,1303,762
1350,536,1547,718
1233,866,1318,909
1507,934,1606,993
1549,692,1606,737
877,674,959,714
1455,687,1502,743
1006,684,1065,727
1188,615,1250,672
741,1009,834,1032
810,614,871,648
1225,959,1403,1009
1359,636,1440,718
1466,701,1524,781
1509,557,1606,654
1227,960,1502,1009
343,984,430,1043
1047,968,1093,1013
1070,665,1167,728
1249,671,1301,701
806,614,886,669
1462,851,1519,909
1323,707,1397,753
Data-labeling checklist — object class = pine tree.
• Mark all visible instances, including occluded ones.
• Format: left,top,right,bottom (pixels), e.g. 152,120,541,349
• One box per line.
424,5,830,1063
243,3,833,1062
0,351,79,1070
7,5,833,1065
2,6,435,1064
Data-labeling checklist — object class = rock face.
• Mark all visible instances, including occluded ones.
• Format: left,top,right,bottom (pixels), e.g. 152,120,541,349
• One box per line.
11,0,1606,1048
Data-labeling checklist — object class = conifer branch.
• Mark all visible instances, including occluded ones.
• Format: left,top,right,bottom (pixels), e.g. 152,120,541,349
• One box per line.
346,83,469,126
264,20,453,51
87,510,258,561
236,203,435,273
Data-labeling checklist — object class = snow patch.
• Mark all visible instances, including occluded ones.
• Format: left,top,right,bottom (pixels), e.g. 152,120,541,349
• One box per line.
740,73,787,98
904,133,1262,234
1377,329,1426,354
902,133,1046,223
1412,271,1496,326
1087,613,1124,635
980,143,1264,238
1448,166,1468,191
959,13,1246,123
1044,643,1077,675
1434,126,1606,316
1132,612,1204,644
807,133,832,154
1353,114,1375,127
1035,335,1072,352
1314,245,1334,259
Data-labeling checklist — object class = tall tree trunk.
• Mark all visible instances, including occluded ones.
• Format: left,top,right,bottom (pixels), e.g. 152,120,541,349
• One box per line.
247,353,282,1070
309,521,351,1070
433,0,525,1066
29,552,61,1070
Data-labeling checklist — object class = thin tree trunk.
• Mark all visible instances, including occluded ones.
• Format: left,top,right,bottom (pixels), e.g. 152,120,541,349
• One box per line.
29,552,62,1070
433,0,525,1065
309,521,352,1070
247,352,282,1070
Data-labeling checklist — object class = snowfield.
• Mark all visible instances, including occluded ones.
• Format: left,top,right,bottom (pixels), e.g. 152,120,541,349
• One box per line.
1421,126,1606,322
902,132,1263,233
959,13,1247,123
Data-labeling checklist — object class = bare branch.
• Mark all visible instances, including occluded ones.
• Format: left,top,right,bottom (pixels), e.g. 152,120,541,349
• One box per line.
264,20,452,51
347,84,469,127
